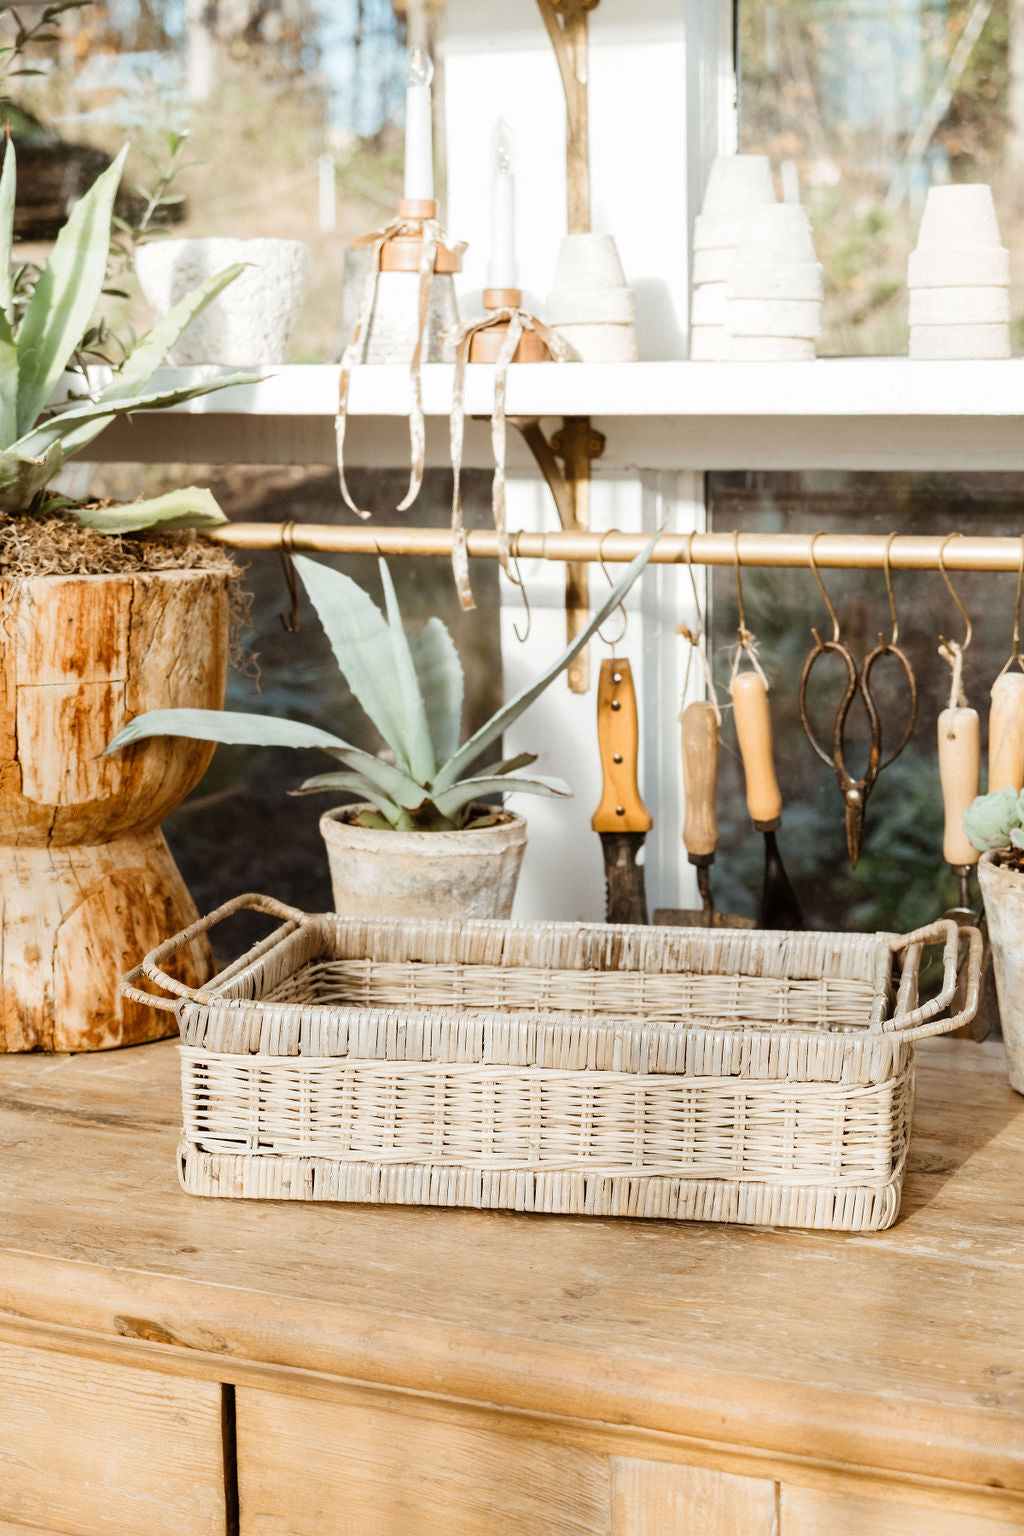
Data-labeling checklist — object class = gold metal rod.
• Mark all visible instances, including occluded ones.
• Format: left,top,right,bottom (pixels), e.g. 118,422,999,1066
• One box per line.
206,523,1024,574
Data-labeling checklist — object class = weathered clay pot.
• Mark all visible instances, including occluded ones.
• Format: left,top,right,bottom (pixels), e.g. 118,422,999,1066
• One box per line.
0,568,230,1051
977,850,1024,1094
319,804,527,920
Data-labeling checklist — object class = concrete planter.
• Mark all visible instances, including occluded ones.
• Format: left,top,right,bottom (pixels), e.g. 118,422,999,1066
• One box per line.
978,850,1024,1093
320,805,527,920
136,237,312,365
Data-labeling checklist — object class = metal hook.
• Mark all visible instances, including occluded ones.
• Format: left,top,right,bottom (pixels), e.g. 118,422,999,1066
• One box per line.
880,532,900,649
993,534,1024,681
507,531,532,645
278,520,300,634
677,530,720,716
595,529,628,651
808,531,841,646
937,531,973,655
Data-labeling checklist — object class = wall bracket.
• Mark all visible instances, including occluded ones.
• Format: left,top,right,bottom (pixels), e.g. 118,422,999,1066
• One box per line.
513,415,606,692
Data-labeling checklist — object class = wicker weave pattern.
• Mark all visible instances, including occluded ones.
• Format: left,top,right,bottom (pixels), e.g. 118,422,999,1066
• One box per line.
181,1050,911,1183
178,1145,905,1232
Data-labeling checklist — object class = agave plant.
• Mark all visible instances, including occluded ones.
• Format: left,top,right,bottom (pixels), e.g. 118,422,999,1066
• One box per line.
107,538,659,831
0,139,254,532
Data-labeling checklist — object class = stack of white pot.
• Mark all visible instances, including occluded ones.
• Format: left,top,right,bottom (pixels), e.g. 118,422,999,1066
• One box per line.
690,156,777,360
546,234,638,362
726,203,824,360
908,185,1011,360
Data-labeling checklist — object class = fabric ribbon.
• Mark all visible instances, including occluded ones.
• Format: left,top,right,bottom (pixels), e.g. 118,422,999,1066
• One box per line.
334,213,447,520
447,308,575,611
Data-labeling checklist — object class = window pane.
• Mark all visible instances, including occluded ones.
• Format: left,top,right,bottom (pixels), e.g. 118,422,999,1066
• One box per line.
739,0,1019,355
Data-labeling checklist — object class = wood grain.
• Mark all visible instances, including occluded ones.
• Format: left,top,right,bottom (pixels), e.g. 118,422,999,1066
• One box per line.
782,1484,1024,1534
612,1457,778,1535
0,1040,1021,1504
237,1388,612,1536
0,1339,226,1536
0,569,227,1049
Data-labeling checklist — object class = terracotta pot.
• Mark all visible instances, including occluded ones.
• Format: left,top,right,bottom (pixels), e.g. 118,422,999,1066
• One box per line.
319,804,527,920
978,850,1024,1094
0,568,230,1051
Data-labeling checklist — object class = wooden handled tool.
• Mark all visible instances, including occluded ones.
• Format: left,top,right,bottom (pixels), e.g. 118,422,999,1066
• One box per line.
730,670,803,930
988,672,1024,795
681,700,719,865
938,705,981,868
592,657,651,925
654,700,754,930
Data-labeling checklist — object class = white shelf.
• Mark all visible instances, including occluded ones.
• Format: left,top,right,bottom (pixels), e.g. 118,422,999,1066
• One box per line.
90,359,1024,472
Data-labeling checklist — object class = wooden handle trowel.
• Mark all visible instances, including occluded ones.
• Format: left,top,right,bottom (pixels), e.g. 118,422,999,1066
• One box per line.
592,658,651,925
654,700,754,930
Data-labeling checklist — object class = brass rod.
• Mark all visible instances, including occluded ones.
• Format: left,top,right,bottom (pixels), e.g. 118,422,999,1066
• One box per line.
206,523,1024,574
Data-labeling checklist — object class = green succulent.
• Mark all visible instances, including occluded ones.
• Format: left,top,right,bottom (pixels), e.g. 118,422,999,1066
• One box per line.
0,140,255,531
963,786,1024,854
106,539,659,831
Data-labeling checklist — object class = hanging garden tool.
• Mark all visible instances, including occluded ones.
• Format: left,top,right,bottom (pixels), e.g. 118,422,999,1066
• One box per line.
593,655,652,925
728,544,804,931
988,538,1024,796
934,535,995,1040
798,534,917,868
654,550,754,929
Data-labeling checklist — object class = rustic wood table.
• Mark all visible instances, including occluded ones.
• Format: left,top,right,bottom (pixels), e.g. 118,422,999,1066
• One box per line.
0,1036,1022,1536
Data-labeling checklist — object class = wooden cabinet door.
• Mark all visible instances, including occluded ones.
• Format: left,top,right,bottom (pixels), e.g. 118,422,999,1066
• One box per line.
0,1340,228,1536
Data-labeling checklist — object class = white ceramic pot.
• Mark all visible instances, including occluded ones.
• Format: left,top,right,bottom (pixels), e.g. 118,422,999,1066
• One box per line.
908,246,1010,288
550,232,628,291
337,251,460,364
136,237,312,365
692,248,734,284
692,211,744,252
916,184,1002,250
690,282,727,326
320,805,527,920
908,287,1010,326
909,323,1010,360
727,297,822,339
700,154,776,215
550,321,638,362
728,261,824,302
689,323,729,360
727,335,816,361
735,203,817,263
977,851,1024,1093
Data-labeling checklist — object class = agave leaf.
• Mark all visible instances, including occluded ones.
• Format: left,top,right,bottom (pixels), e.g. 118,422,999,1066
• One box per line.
16,146,128,437
96,265,247,404
105,708,430,811
475,751,538,777
290,770,404,826
291,554,421,778
433,532,662,793
378,558,435,782
431,773,571,820
73,486,227,534
0,440,65,511
13,369,259,461
0,139,15,318
407,615,464,768
0,308,18,449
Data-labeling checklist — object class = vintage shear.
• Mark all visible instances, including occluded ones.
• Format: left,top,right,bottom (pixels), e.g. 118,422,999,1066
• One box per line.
799,534,918,868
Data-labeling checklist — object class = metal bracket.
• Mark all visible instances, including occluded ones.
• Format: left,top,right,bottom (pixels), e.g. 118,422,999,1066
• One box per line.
535,0,600,234
513,415,606,692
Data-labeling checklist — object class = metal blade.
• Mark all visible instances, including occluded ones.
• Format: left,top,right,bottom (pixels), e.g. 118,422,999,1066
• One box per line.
600,831,648,925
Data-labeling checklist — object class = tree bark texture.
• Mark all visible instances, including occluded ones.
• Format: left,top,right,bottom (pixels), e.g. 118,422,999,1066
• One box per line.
0,569,230,1051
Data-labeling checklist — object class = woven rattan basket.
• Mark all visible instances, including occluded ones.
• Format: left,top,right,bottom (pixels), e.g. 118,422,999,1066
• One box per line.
122,894,981,1232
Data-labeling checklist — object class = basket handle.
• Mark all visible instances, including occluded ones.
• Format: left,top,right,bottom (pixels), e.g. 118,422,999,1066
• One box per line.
120,892,305,1013
881,919,983,1040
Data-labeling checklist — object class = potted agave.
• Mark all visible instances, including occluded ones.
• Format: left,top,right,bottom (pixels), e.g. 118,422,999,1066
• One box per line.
107,542,657,920
0,141,256,1053
964,787,1024,1093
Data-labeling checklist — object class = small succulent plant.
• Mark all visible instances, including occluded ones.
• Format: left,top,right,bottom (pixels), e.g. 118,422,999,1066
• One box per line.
107,538,659,832
964,786,1024,855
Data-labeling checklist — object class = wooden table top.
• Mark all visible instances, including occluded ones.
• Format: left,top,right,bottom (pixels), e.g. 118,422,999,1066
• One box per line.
0,1037,1022,1497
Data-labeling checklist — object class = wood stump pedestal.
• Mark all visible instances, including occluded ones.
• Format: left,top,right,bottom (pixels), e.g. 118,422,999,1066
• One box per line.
0,568,229,1051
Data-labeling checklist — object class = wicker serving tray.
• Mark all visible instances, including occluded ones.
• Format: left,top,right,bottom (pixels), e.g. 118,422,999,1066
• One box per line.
123,894,981,1232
